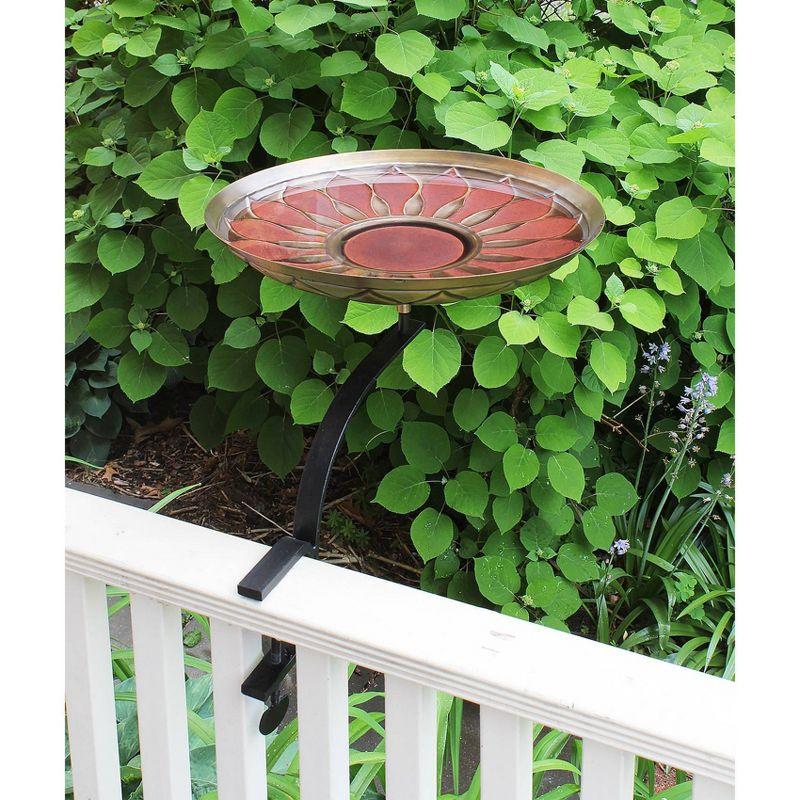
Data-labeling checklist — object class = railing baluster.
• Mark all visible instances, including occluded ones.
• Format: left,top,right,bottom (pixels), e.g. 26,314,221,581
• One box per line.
130,593,191,800
580,739,635,799
295,646,349,800
480,706,532,800
210,620,267,800
693,776,735,800
384,674,437,800
65,573,122,800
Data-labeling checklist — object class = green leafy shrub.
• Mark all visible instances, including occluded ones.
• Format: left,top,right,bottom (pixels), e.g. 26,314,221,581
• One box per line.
65,0,734,640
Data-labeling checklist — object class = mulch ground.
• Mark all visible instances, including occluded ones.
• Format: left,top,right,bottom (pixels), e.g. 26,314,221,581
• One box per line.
66,394,422,587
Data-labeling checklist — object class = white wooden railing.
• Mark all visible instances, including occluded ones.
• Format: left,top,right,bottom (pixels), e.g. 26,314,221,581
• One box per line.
65,488,735,800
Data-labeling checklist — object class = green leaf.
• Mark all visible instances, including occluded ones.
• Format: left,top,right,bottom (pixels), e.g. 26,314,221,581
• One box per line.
366,389,404,431
260,276,302,313
474,556,521,605
275,3,336,36
536,416,578,452
716,417,734,455
65,265,110,313
497,16,549,49
374,465,430,513
627,222,677,267
516,68,570,111
320,51,367,77
547,453,585,501
111,0,156,16
578,128,630,166
445,102,512,151
543,577,581,620
654,267,684,296
376,31,435,77
185,111,236,162
125,26,161,58
402,329,461,394
582,506,615,551
213,88,262,138
498,311,540,345
453,388,489,431
630,123,680,164
655,197,707,240
538,312,581,358
341,71,397,120
124,66,168,107
589,340,627,391
256,336,310,393
415,0,465,21
167,286,208,330
401,421,451,473
136,151,194,199
117,351,166,402
343,302,398,334
207,344,257,392
171,76,222,123
258,417,303,478
411,508,455,562
444,471,488,518
192,29,249,70
595,472,638,515
608,1,650,35
290,378,334,424
476,411,517,452
232,0,274,34
556,543,599,583
675,231,734,292
149,323,190,366
618,289,666,332
412,72,451,102
87,308,130,347
444,295,501,330
472,336,519,388
178,175,228,228
523,140,584,181
72,21,112,56
503,444,540,491
563,88,613,118
97,232,144,274
223,317,261,350
567,296,613,331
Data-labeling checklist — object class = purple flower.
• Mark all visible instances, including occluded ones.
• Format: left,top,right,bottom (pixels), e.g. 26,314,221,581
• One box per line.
611,539,630,556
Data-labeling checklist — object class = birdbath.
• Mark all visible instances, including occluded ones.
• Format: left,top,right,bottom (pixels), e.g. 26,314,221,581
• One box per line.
205,150,604,730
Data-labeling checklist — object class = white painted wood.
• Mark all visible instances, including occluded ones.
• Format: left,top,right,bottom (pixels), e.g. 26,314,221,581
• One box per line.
384,674,437,800
693,775,735,800
580,739,635,800
65,572,123,800
210,619,267,800
129,593,191,800
65,489,735,784
295,646,349,800
480,706,532,800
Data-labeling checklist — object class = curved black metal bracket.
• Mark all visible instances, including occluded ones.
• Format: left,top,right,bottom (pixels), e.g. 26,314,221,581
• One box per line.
237,313,425,601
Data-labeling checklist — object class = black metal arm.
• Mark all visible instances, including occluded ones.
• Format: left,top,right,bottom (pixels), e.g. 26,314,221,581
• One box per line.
238,312,424,600
238,313,424,732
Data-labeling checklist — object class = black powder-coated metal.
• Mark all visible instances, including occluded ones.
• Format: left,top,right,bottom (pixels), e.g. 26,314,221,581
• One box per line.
238,314,424,729
237,313,424,601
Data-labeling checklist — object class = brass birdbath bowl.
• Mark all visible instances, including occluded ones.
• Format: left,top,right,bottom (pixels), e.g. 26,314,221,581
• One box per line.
205,150,604,306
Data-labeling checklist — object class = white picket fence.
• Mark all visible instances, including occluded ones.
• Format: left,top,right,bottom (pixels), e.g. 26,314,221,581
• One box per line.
65,488,735,800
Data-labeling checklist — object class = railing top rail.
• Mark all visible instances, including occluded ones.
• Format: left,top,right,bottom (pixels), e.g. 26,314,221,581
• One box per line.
65,488,734,783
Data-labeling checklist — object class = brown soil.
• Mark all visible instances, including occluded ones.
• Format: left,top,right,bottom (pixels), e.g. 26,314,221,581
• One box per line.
67,407,422,587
